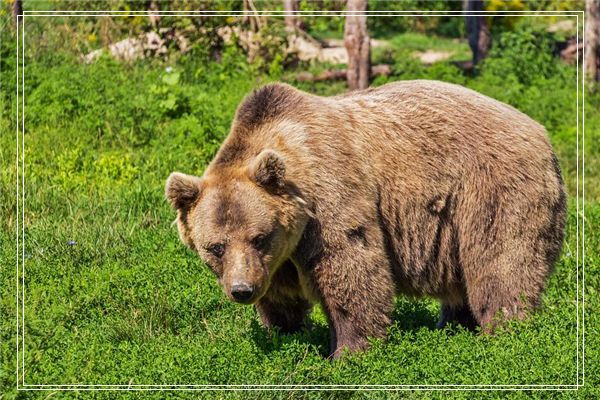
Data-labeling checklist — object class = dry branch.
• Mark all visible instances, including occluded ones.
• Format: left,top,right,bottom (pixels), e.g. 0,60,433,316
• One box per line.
295,64,391,82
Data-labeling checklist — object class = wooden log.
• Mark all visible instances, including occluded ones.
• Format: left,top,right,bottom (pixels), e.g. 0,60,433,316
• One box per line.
557,37,583,64
295,64,391,82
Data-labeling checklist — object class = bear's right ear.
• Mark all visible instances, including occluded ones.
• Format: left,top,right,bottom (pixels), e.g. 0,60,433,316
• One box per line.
165,172,203,211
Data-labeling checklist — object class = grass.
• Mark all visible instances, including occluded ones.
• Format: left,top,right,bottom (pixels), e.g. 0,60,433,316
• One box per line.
0,19,599,400
380,32,471,62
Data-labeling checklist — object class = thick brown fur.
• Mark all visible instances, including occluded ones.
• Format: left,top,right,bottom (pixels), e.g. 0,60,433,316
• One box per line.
166,81,566,358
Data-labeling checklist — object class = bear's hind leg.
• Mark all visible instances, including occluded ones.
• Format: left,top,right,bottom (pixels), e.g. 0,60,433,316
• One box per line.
437,303,477,330
458,198,551,332
461,234,551,332
464,268,541,333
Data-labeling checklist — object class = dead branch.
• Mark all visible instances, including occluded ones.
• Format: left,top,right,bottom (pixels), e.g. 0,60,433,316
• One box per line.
295,64,391,82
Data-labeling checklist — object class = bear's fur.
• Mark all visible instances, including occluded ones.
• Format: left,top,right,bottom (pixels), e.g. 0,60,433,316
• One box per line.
166,80,566,357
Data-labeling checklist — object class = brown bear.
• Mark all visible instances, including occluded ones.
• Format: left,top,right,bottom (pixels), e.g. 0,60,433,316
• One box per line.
165,80,566,358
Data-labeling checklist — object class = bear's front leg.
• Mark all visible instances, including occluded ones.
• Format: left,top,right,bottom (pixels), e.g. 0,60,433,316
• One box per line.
255,296,311,334
255,260,312,334
312,241,395,358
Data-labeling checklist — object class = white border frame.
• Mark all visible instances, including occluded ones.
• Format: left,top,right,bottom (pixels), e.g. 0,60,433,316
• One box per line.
14,8,586,392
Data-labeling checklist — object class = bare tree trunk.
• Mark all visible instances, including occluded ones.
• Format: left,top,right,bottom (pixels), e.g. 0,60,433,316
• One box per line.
243,0,263,33
148,0,160,30
13,0,23,26
465,0,491,66
283,0,303,31
586,0,600,81
344,0,370,90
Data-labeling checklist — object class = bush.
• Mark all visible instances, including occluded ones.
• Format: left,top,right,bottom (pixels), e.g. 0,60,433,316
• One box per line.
482,25,560,87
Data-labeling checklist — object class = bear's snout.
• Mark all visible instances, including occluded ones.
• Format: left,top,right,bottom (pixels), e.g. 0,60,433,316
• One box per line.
230,282,255,303
222,248,268,304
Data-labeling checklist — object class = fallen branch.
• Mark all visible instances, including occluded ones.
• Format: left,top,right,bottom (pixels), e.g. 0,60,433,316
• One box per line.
557,37,583,64
82,29,190,63
294,64,391,82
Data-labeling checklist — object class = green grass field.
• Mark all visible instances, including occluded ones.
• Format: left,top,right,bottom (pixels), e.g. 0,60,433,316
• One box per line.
0,17,599,400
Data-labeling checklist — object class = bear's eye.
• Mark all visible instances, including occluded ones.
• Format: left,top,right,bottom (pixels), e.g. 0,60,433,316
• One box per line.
206,243,225,258
251,233,270,251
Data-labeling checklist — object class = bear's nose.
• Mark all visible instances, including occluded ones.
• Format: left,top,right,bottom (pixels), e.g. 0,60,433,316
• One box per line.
231,282,255,302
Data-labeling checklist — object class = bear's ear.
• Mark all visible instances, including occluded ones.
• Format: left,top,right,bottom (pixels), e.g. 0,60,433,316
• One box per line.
165,172,203,211
249,149,286,191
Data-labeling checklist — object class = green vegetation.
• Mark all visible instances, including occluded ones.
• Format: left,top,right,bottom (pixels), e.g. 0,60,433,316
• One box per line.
0,5,598,400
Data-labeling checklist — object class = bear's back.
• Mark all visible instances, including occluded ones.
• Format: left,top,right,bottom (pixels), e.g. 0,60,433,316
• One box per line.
318,80,555,189
330,80,548,150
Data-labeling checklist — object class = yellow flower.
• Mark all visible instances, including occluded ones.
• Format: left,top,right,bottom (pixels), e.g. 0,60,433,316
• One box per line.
486,0,524,12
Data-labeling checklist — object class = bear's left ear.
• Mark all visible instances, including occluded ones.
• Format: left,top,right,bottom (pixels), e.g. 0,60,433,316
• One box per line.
249,149,286,191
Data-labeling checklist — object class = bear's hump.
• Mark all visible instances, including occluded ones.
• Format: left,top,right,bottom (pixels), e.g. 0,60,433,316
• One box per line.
234,83,304,129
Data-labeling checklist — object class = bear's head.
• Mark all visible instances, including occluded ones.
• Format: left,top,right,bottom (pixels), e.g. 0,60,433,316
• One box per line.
165,149,311,304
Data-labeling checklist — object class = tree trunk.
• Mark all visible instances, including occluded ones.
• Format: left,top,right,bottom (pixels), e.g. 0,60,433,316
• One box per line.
283,0,303,31
243,0,263,33
464,0,491,66
148,0,160,29
344,0,370,90
585,0,600,81
13,0,23,26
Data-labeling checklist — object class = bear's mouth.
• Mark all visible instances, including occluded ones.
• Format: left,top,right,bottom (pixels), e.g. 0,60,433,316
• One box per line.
231,297,257,305
228,291,265,305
